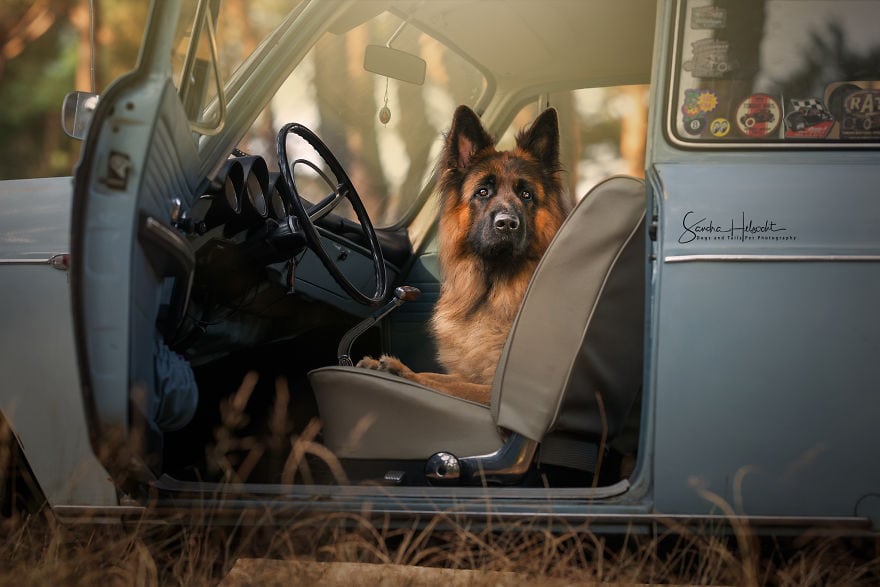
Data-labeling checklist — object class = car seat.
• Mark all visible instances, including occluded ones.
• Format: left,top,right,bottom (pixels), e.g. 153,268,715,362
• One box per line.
308,175,646,485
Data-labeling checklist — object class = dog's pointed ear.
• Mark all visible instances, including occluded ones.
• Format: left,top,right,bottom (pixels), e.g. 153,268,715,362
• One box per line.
516,108,560,170
443,106,495,170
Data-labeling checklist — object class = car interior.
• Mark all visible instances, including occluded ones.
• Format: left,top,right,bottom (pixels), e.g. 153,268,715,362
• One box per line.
163,171,647,489
69,0,658,496
69,0,880,503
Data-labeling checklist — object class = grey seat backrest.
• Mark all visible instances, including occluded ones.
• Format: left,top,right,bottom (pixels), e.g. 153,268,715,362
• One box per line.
491,175,646,446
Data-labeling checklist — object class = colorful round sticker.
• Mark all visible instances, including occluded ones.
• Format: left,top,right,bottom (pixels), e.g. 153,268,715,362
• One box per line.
684,117,705,135
681,89,718,136
709,117,730,137
735,94,781,137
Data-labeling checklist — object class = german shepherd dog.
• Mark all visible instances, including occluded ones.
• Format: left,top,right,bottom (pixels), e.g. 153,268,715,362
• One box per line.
359,105,568,404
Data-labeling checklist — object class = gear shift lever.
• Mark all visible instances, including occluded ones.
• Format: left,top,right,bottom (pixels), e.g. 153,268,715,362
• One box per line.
337,285,421,366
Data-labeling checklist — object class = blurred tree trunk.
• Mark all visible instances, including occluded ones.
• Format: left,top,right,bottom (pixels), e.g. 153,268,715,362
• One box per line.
553,93,578,207
394,65,436,221
0,0,63,82
620,85,648,178
225,0,274,153
70,0,94,91
314,25,388,219
0,0,147,179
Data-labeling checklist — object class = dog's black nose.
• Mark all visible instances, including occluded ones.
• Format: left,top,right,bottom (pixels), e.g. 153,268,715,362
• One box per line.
494,212,520,233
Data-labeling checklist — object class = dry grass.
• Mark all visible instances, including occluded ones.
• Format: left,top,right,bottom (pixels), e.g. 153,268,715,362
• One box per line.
2,375,879,586
2,504,879,586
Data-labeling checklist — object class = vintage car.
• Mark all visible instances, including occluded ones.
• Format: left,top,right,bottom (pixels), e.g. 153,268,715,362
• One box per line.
2,0,880,536
740,108,775,128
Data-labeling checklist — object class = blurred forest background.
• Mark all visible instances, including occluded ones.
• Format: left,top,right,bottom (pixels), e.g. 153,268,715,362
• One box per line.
0,0,147,180
0,0,646,193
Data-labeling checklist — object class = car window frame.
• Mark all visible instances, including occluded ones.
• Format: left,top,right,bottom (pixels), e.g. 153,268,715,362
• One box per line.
664,0,880,150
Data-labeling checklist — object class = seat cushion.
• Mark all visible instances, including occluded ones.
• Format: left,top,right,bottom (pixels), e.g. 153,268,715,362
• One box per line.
309,366,504,459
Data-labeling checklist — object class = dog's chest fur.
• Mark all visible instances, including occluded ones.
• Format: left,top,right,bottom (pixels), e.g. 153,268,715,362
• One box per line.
430,256,536,385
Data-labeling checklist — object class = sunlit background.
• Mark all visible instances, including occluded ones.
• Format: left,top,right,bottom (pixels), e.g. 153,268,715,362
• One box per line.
0,0,647,225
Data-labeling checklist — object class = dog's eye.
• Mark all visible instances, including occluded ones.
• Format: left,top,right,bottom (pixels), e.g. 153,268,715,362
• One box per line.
476,187,490,198
520,190,532,200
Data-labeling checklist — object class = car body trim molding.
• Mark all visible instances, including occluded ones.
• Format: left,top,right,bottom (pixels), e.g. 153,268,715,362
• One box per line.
0,253,70,269
49,503,872,532
665,254,880,264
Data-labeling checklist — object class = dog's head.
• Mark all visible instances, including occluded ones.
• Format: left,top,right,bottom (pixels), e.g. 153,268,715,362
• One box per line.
438,105,566,271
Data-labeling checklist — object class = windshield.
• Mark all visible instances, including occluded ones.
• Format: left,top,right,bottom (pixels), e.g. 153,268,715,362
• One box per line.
171,1,487,227
669,0,880,146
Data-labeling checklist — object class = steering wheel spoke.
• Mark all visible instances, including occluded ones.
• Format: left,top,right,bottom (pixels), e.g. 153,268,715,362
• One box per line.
278,123,389,306
307,185,347,222
290,159,348,221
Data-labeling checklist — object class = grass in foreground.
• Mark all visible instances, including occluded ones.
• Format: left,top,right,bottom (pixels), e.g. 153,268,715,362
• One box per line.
2,375,878,586
2,494,879,586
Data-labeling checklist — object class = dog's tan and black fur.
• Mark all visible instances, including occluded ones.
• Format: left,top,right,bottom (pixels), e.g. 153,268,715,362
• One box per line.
360,105,568,404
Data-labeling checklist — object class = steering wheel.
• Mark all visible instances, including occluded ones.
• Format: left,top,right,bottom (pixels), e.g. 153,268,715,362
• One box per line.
277,122,388,306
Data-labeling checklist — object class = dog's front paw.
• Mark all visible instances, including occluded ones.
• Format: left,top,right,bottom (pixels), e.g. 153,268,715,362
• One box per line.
356,355,382,370
356,354,414,378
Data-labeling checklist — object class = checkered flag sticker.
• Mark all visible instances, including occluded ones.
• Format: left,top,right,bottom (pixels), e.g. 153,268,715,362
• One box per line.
790,98,827,113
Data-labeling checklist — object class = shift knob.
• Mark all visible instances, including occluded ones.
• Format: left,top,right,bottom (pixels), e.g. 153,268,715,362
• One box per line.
337,285,422,365
394,285,421,303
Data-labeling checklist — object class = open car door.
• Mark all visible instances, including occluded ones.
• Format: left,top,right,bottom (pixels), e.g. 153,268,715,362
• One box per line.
71,1,213,476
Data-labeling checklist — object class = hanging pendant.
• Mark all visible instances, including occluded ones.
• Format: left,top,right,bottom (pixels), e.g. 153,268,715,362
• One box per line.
379,105,391,125
378,77,391,126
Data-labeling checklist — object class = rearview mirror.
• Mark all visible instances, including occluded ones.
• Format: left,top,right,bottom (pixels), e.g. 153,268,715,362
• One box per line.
364,45,426,86
61,91,100,140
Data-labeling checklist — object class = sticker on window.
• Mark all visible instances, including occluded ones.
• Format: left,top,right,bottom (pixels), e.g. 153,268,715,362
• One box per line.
735,94,781,138
682,38,738,79
690,6,727,30
784,98,833,139
824,82,880,140
681,88,719,135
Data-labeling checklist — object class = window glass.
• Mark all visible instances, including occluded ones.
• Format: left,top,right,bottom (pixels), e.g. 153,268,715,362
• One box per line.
239,11,487,228
171,1,298,130
500,87,649,204
670,0,880,145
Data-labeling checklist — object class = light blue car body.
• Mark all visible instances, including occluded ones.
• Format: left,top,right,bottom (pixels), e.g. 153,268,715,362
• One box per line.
1,0,878,532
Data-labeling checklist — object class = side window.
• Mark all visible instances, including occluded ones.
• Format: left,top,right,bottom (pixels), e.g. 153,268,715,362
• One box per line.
669,0,880,146
499,87,649,204
171,1,301,135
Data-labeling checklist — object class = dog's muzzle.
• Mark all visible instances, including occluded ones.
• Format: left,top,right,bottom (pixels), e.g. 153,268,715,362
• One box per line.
493,211,521,234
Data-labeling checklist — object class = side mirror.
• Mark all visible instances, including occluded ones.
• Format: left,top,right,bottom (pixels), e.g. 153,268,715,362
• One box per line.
363,45,426,85
61,91,100,140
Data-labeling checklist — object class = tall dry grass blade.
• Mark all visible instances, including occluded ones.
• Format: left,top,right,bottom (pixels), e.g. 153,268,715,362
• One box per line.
280,417,351,485
689,472,759,586
0,416,12,516
269,375,291,450
207,371,260,481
